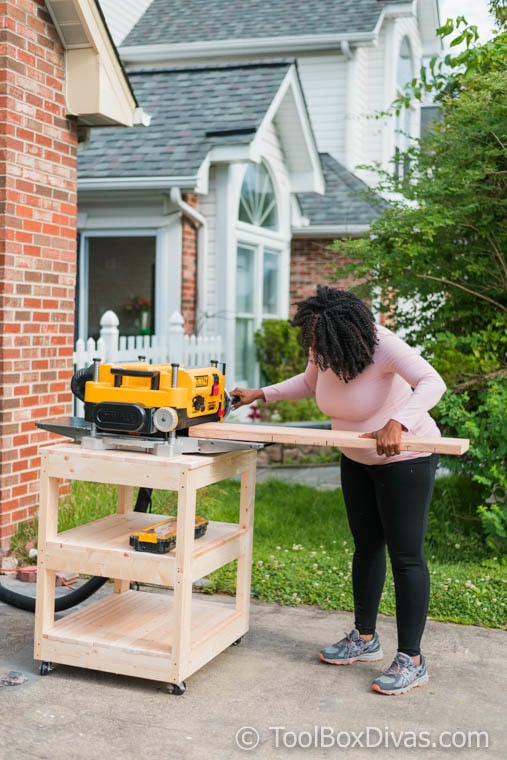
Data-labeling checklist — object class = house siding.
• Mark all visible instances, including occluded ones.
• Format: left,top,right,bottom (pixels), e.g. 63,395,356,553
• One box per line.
0,0,78,548
297,53,347,162
198,166,217,336
98,0,152,45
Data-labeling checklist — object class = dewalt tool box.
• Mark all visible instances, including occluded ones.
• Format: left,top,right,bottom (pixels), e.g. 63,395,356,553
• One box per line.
129,515,209,554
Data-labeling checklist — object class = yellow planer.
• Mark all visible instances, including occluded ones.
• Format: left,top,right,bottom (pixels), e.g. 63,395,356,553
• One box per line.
82,360,228,435
37,358,263,457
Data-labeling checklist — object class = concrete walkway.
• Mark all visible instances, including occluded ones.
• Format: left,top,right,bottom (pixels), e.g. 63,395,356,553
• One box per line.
1,583,505,759
1,464,505,759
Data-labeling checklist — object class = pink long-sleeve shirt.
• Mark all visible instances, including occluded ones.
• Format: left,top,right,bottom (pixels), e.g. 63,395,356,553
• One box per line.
262,325,447,466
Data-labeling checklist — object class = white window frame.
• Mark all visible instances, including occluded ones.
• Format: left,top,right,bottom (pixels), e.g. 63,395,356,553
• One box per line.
234,160,289,386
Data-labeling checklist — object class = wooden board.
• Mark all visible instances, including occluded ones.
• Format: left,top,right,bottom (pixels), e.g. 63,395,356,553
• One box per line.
189,422,469,456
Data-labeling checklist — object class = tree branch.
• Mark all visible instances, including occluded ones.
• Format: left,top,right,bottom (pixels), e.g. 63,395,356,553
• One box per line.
416,274,507,312
453,368,507,392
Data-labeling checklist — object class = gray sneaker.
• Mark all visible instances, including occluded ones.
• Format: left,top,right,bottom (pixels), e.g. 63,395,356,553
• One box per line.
372,652,428,695
319,629,383,665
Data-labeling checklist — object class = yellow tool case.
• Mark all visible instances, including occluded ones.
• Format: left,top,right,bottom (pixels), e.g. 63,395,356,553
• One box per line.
129,515,209,554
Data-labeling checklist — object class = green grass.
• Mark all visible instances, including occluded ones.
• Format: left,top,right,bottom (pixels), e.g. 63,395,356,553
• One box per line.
9,476,506,629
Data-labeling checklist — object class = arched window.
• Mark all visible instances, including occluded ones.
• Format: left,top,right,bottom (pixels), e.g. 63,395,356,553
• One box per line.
238,162,278,230
235,162,284,386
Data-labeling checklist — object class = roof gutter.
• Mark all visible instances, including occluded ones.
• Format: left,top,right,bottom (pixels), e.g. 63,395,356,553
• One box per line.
78,176,198,191
292,224,370,238
119,31,377,64
169,188,208,333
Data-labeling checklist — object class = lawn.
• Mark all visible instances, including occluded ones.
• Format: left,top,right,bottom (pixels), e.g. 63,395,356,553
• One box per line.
13,473,504,630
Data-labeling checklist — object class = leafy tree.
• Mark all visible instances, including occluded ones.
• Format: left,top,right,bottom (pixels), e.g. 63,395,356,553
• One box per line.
332,4,507,549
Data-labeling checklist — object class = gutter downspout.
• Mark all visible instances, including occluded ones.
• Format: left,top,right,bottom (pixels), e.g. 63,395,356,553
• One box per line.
340,40,354,60
169,187,208,335
341,40,355,172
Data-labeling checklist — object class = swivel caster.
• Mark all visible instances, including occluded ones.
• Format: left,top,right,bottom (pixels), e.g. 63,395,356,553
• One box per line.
166,681,186,695
39,661,53,676
232,637,243,646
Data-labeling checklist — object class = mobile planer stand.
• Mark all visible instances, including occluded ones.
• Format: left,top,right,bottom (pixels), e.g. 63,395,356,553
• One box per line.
34,444,257,695
33,359,469,693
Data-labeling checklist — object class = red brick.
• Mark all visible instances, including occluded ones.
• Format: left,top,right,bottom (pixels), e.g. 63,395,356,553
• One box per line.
0,0,77,548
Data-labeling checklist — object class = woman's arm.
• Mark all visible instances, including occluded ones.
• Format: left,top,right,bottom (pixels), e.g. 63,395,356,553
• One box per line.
231,361,318,409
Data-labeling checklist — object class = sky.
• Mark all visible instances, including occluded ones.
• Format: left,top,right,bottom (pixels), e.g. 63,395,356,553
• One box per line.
439,0,496,41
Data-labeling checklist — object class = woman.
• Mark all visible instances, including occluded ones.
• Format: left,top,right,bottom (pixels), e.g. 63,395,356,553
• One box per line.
232,286,446,696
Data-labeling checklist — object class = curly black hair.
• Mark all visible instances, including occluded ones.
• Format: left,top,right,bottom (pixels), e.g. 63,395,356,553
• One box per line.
291,286,378,382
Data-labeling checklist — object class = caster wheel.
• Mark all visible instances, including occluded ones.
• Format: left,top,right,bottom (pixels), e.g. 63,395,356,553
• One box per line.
232,637,243,646
167,681,186,695
39,661,53,676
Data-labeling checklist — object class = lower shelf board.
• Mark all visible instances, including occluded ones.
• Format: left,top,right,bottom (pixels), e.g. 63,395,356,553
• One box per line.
37,589,246,683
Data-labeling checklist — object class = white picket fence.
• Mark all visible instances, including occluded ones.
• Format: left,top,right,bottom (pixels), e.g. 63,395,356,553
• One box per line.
73,310,224,415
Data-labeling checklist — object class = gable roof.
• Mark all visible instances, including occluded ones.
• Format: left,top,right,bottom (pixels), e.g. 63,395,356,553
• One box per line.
78,61,323,193
123,0,394,47
295,153,385,235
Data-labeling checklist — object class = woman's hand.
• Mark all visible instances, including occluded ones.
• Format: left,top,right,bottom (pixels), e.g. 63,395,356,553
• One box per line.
230,387,265,409
360,419,403,457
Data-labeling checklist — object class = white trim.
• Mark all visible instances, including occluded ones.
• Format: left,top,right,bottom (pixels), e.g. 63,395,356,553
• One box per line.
292,224,370,237
119,32,378,64
214,164,238,381
206,144,256,164
382,2,416,19
45,0,145,127
252,65,324,194
78,176,198,191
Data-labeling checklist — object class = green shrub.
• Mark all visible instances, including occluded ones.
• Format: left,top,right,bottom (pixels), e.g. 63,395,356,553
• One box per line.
254,319,306,385
254,320,327,423
437,381,507,554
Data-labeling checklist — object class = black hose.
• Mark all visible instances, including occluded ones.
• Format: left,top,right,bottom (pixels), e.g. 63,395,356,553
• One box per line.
0,575,109,613
70,363,95,402
0,487,153,613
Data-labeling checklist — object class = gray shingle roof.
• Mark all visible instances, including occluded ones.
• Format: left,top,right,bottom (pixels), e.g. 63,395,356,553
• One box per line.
297,153,385,228
78,62,291,181
123,0,391,47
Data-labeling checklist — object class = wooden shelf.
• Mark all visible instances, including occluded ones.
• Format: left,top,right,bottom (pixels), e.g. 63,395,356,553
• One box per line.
44,512,247,585
42,590,245,683
34,443,257,688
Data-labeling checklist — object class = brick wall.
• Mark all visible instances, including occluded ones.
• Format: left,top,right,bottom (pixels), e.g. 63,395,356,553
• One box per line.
181,193,198,333
289,237,356,316
0,0,78,549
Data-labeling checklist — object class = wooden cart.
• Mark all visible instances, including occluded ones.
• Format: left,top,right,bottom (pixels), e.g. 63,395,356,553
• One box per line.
34,443,257,693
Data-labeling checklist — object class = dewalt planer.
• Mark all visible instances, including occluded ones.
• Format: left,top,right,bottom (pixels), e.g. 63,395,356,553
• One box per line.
37,358,262,457
35,358,262,555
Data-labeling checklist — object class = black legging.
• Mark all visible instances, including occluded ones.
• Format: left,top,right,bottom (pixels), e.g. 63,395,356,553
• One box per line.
340,453,439,657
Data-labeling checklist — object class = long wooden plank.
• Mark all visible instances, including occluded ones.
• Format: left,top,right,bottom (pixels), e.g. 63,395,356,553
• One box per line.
189,422,469,456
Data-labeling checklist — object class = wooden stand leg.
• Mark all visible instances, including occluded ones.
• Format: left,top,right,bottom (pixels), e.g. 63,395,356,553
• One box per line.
236,459,256,623
34,472,59,659
171,470,197,683
114,485,134,594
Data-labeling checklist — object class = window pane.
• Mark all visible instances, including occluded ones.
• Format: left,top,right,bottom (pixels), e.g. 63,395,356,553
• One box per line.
236,244,255,313
263,250,279,315
235,317,256,386
88,236,155,338
238,163,278,230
